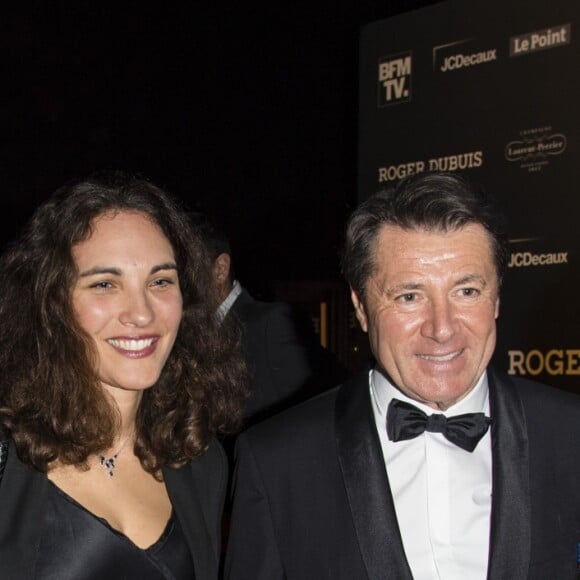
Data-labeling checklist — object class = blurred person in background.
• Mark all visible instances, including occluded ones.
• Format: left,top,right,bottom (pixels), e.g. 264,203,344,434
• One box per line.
190,214,348,425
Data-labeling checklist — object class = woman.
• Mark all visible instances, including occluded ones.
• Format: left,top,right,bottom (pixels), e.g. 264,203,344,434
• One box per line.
0,171,247,579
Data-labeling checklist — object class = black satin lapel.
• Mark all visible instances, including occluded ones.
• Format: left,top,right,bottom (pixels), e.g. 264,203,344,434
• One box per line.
164,462,218,580
335,374,413,580
487,369,531,579
0,441,48,578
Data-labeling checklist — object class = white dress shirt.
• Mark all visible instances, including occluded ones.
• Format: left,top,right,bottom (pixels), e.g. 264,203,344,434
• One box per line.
370,369,492,580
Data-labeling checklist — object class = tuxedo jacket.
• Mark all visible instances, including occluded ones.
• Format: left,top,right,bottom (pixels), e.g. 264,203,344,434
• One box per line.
230,289,327,421
225,368,580,579
0,438,226,580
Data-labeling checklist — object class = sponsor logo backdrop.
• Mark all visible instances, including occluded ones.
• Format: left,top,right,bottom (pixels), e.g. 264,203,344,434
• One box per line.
359,0,579,393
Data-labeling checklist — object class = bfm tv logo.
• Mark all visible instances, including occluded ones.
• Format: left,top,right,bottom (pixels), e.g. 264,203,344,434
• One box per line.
377,51,412,107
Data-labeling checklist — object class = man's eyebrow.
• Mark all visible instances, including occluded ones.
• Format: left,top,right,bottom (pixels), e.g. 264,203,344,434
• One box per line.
79,262,177,277
383,282,423,298
381,275,488,298
455,274,487,286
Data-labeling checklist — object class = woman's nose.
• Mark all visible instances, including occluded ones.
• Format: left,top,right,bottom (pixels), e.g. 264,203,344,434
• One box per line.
119,290,154,326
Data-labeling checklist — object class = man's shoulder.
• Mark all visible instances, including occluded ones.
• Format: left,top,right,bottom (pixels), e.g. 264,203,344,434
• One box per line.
232,387,339,469
494,369,580,428
239,371,368,449
506,373,580,407
243,385,340,442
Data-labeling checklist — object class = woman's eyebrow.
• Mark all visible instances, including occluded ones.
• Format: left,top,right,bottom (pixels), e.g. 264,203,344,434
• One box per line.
151,262,178,274
78,266,121,277
79,262,177,277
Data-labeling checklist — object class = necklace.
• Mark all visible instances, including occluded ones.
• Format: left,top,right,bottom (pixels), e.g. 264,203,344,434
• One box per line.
99,433,133,478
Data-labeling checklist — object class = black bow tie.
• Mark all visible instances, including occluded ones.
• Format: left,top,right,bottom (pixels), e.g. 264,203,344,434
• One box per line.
386,399,491,452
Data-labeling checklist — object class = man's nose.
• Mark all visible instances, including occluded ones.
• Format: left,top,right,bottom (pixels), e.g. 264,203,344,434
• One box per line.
421,298,457,342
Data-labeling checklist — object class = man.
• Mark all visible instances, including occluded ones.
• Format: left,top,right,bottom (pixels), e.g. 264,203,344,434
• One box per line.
193,215,346,422
225,173,580,579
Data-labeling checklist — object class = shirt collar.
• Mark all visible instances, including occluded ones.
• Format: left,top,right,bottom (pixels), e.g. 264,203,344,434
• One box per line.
216,279,243,321
370,367,489,418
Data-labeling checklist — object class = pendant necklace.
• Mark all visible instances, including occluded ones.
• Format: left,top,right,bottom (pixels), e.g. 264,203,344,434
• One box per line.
99,432,133,478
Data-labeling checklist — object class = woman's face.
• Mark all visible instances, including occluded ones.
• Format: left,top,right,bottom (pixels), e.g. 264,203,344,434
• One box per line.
72,210,183,394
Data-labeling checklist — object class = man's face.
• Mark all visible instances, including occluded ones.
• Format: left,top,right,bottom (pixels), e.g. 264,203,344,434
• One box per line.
212,252,233,303
351,223,499,410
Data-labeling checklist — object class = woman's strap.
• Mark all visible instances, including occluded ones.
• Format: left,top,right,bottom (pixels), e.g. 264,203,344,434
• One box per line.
0,440,6,482
0,424,7,482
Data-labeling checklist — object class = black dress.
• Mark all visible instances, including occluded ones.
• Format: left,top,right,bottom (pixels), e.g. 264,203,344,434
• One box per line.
35,482,196,580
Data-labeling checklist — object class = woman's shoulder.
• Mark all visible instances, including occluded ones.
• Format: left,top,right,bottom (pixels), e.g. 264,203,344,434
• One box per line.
194,438,227,474
165,438,227,486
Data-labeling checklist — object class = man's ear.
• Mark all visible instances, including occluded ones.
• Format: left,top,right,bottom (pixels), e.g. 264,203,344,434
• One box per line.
350,288,368,333
213,253,231,285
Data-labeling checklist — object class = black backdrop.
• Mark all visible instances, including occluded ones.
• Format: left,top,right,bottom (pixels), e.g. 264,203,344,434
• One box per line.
359,0,579,392
1,1,440,295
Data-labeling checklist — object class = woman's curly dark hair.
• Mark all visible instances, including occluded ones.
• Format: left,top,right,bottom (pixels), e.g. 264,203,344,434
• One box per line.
0,171,248,475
